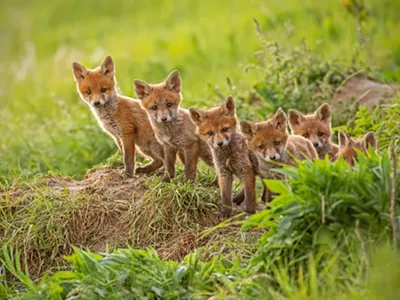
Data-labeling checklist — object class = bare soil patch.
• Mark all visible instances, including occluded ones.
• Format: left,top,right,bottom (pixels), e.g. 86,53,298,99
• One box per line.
330,76,399,110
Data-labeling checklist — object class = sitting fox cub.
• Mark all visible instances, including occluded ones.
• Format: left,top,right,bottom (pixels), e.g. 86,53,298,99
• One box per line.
134,71,214,182
72,56,164,176
190,96,257,219
338,130,377,166
288,103,339,161
240,108,317,202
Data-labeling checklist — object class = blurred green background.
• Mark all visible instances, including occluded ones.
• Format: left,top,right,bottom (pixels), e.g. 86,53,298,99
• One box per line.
0,0,399,181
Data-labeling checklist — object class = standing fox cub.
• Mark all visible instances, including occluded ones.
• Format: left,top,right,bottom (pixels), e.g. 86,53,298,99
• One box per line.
240,108,317,202
288,103,339,161
338,130,377,166
190,96,257,219
72,56,164,177
134,71,214,182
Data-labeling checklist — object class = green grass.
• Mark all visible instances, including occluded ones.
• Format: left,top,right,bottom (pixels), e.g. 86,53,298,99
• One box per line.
1,0,400,181
1,0,400,298
2,152,399,299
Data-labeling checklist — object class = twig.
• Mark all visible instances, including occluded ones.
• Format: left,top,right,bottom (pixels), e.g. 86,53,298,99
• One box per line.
355,219,369,280
390,146,397,246
321,195,325,224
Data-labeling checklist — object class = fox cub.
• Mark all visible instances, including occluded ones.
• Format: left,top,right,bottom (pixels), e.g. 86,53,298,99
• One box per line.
338,130,377,166
134,71,214,182
241,108,317,202
288,103,339,161
189,96,257,219
72,56,164,177
241,108,317,171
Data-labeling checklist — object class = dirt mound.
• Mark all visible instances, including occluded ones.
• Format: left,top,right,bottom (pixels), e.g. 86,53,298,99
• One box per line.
2,167,264,278
330,76,399,110
46,167,147,202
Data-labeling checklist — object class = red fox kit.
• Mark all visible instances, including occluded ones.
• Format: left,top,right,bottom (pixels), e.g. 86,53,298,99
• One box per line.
134,71,214,182
241,107,317,169
288,103,339,161
189,96,257,219
72,56,164,177
338,130,377,166
240,108,317,202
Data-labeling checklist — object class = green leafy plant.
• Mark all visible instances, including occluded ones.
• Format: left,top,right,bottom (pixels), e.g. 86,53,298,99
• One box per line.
249,18,359,118
243,151,398,271
345,98,400,153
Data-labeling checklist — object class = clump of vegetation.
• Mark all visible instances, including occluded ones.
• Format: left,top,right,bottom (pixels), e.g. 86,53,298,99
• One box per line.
247,18,361,121
346,97,400,154
0,166,223,280
243,151,398,272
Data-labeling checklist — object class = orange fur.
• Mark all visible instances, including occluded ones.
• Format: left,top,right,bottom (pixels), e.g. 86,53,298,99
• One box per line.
190,96,257,219
242,107,317,169
240,108,317,202
338,130,377,166
134,71,214,182
288,103,339,161
72,56,164,177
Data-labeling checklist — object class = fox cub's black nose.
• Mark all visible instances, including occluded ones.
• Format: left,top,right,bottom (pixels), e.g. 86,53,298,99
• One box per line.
270,155,276,160
161,117,168,122
217,141,224,147
313,142,319,147
94,100,101,106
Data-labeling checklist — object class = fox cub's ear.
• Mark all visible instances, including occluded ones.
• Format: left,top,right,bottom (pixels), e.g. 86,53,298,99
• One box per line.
272,108,287,132
221,96,235,116
165,70,181,93
338,130,350,148
72,62,87,83
362,131,377,151
315,103,331,124
134,80,152,100
288,109,305,129
100,56,114,77
189,108,206,125
240,120,256,140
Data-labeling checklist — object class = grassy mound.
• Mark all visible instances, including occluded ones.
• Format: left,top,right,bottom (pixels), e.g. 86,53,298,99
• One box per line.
0,162,265,281
2,150,399,299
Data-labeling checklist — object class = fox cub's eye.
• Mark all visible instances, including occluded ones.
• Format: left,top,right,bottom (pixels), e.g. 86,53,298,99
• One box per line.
167,103,173,108
85,90,91,95
303,133,309,138
207,131,214,136
151,105,158,110
101,88,107,93
221,127,229,133
258,144,265,149
318,132,324,137
274,141,280,146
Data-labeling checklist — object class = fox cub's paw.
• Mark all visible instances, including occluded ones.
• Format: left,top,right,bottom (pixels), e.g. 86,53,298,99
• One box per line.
121,169,136,178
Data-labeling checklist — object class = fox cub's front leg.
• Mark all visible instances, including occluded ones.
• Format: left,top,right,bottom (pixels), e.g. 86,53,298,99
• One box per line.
243,170,256,214
121,134,136,177
183,146,199,181
218,172,233,220
163,145,177,182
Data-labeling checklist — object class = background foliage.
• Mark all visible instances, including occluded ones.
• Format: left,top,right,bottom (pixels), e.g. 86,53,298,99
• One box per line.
1,0,400,181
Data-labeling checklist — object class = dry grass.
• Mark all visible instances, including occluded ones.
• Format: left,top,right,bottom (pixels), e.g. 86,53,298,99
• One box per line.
0,165,263,279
